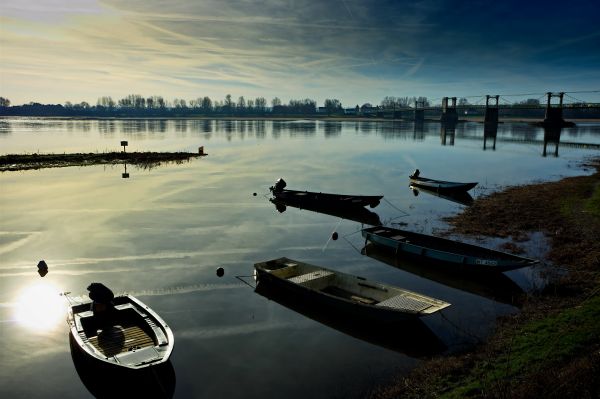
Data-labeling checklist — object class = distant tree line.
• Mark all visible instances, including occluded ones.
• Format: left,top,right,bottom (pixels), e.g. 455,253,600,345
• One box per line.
0,94,598,118
0,93,430,117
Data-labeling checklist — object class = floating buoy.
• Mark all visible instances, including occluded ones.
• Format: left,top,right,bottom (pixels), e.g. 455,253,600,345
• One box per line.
37,260,48,277
216,267,224,277
332,232,338,241
253,193,257,196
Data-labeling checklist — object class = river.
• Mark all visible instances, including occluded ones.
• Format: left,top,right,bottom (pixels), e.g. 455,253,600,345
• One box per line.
1,118,599,398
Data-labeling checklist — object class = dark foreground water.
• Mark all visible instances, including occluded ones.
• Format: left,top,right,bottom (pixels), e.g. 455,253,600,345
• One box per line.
1,118,599,398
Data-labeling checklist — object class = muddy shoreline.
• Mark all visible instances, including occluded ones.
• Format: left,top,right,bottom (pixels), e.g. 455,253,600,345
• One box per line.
0,151,206,172
370,157,600,398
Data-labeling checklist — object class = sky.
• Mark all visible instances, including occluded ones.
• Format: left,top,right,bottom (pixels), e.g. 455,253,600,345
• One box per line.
1,0,599,107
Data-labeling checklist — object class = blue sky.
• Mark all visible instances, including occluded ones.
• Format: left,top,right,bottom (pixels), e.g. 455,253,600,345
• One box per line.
1,0,599,106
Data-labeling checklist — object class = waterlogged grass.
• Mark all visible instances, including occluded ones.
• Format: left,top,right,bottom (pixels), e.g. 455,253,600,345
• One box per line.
439,293,600,398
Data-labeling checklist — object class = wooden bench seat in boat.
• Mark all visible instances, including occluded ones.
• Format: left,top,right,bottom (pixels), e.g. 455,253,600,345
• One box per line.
376,295,433,312
288,270,334,285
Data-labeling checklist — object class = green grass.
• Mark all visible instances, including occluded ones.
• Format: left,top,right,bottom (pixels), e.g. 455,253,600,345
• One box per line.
584,184,600,217
438,294,600,398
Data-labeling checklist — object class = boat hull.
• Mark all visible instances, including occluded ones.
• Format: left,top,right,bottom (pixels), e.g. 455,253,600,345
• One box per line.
410,176,477,192
362,226,539,272
67,294,174,370
271,189,383,208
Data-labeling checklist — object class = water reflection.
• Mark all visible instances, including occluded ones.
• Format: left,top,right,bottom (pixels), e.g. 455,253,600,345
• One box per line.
254,282,446,357
322,121,341,137
270,197,382,226
69,333,176,398
413,121,425,141
483,124,497,151
362,244,525,307
122,163,130,179
440,122,456,145
543,126,561,157
13,282,66,331
410,185,474,207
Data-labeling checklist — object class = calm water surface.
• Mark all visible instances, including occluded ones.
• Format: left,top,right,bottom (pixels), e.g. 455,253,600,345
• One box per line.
1,118,599,398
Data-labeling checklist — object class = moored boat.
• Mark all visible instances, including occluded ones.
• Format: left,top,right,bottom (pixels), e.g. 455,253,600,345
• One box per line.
269,178,383,208
254,257,450,320
362,226,539,272
409,169,477,192
67,283,174,370
362,243,525,307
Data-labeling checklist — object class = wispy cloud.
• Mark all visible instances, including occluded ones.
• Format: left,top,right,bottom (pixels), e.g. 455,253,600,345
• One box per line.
1,0,598,105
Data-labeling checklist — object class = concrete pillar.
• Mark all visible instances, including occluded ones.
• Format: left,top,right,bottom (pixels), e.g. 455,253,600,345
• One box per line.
484,95,499,126
440,97,457,124
544,92,565,127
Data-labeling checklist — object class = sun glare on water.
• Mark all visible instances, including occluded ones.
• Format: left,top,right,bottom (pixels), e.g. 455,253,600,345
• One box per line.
14,283,66,331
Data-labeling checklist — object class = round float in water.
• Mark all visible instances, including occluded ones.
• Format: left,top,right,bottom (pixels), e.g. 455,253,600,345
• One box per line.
216,267,225,277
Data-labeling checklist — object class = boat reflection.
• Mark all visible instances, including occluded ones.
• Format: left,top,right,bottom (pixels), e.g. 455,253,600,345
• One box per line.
270,197,382,226
254,282,446,358
69,333,177,399
410,185,474,206
362,244,525,307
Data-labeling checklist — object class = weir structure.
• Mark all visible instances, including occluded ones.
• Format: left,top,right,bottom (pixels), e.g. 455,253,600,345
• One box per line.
414,100,425,122
483,95,499,150
440,97,458,124
543,92,565,127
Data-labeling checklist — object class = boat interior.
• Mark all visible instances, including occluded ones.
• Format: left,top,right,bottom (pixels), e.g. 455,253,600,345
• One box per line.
259,259,448,313
72,300,168,359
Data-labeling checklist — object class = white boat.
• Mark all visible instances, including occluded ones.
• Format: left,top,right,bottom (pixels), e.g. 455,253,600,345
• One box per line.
254,257,450,320
67,285,174,370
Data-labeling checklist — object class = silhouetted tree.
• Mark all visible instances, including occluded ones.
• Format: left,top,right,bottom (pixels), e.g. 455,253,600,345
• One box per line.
201,96,212,113
324,99,342,115
0,97,10,107
255,97,267,113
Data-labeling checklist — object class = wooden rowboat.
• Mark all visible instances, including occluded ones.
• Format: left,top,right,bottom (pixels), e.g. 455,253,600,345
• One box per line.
270,178,383,208
67,291,174,370
254,257,450,320
409,170,477,192
362,226,539,272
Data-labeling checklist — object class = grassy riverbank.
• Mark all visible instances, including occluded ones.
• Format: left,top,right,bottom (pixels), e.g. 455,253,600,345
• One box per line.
0,151,206,172
369,158,600,398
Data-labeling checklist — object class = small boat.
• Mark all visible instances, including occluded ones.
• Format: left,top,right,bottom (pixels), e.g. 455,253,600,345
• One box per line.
270,197,382,226
362,226,539,272
254,257,450,320
362,243,525,307
67,283,174,370
409,169,477,192
269,178,383,208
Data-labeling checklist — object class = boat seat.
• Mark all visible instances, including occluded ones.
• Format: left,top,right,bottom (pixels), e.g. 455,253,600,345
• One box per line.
288,270,334,285
390,235,406,241
376,295,433,313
